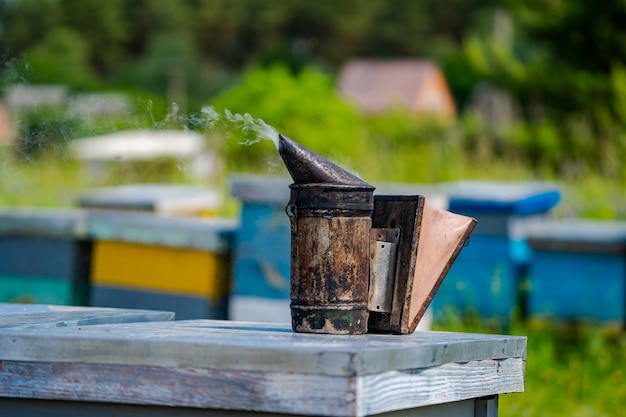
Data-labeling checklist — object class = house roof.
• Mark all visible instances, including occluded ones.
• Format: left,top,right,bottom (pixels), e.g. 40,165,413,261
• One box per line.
0,102,15,143
337,59,454,115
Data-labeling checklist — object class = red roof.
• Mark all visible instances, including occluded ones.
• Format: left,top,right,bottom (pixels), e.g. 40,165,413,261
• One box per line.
337,59,455,117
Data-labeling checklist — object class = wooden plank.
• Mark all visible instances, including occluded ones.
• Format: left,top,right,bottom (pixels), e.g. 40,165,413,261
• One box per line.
0,361,354,416
0,303,175,330
0,358,522,416
0,320,526,376
358,361,518,415
0,321,524,416
92,241,230,302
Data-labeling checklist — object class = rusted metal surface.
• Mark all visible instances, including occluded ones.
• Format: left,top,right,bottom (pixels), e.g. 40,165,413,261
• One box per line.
288,189,372,335
280,135,374,334
278,134,371,187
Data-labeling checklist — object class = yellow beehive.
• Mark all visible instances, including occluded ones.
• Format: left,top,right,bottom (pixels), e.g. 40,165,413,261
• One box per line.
87,211,237,320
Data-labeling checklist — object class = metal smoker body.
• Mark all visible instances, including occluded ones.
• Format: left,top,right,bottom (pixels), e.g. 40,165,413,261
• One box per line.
279,134,476,335
280,135,374,334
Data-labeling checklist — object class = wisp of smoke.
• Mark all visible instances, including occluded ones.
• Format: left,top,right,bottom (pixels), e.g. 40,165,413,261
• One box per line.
181,105,279,150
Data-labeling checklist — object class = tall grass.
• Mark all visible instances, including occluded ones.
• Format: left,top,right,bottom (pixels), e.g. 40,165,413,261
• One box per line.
0,151,88,207
2,126,626,221
433,313,626,417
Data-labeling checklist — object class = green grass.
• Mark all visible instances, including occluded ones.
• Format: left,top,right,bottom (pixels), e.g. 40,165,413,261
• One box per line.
0,152,91,207
4,129,625,221
0,146,207,208
434,314,626,417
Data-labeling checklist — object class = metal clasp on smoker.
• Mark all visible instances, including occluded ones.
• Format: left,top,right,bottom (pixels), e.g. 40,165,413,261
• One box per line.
368,228,400,313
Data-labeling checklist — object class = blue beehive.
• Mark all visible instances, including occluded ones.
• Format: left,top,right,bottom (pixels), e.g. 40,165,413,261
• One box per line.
527,219,626,323
0,209,91,306
229,175,292,322
432,181,561,320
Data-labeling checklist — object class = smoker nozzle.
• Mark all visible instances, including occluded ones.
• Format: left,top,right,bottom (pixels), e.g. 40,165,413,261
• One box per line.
278,134,373,188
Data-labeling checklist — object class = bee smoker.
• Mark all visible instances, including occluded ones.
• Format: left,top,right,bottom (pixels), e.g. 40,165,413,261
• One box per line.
278,135,477,335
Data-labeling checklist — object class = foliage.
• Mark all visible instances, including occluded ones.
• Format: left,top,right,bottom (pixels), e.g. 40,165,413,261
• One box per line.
113,32,235,110
21,27,97,89
3,0,624,181
13,106,82,161
209,65,363,172
434,314,626,417
0,0,485,99
464,2,626,178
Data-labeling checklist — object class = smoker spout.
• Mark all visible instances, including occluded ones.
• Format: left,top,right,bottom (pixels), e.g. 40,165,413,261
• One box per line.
278,134,372,187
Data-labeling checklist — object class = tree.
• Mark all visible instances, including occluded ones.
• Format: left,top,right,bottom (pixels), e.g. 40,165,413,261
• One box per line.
59,0,131,74
23,27,96,88
464,1,626,176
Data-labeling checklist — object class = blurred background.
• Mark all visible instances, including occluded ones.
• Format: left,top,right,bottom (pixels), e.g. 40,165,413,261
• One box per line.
0,1,625,416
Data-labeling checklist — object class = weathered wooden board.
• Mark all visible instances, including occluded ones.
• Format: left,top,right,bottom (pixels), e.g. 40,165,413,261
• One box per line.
0,320,526,375
0,320,525,416
0,360,510,416
0,303,175,330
